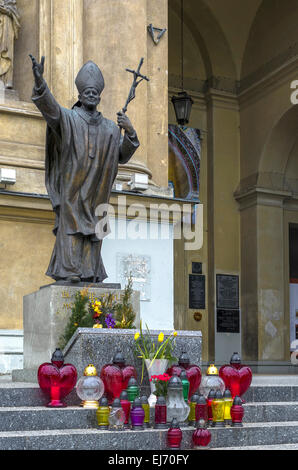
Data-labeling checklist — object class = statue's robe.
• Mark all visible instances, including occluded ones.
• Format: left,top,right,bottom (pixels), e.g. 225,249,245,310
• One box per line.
32,84,139,281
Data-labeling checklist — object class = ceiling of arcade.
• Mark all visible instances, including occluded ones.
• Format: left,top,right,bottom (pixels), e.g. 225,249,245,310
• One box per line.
169,0,298,94
169,0,298,189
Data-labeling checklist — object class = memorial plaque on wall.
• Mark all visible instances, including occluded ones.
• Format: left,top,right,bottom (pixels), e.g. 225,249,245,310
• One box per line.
216,274,239,310
217,309,240,333
189,274,205,309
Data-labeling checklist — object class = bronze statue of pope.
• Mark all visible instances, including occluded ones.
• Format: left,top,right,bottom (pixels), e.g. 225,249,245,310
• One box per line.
30,55,139,283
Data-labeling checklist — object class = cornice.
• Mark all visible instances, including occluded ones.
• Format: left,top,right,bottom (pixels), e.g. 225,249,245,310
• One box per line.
234,186,292,211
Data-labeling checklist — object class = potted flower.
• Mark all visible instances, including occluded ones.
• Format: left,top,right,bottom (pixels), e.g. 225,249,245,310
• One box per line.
150,373,171,398
133,321,177,407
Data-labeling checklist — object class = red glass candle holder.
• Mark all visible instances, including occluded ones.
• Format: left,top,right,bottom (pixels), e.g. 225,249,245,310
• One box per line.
195,395,208,424
166,351,202,398
100,351,137,404
167,418,183,449
231,396,244,427
120,390,131,428
219,352,252,400
155,396,168,429
207,389,216,425
37,348,77,408
192,420,211,448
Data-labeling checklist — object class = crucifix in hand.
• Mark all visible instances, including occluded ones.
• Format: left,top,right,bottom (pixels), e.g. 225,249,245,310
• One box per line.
122,58,150,114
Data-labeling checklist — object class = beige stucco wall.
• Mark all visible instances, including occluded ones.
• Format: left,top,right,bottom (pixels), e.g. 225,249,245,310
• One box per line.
0,218,54,329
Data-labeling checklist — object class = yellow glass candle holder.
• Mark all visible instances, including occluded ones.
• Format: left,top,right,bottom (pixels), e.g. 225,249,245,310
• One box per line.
141,396,150,428
223,390,233,426
188,394,199,426
96,397,110,429
211,391,225,427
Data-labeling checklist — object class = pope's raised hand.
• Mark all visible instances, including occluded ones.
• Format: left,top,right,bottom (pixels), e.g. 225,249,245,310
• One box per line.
29,54,45,89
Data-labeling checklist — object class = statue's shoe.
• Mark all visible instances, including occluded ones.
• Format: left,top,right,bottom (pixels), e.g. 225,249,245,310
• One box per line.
66,276,81,283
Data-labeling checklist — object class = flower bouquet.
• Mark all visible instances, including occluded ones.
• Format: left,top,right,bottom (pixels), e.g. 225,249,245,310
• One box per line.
149,373,171,398
133,321,178,406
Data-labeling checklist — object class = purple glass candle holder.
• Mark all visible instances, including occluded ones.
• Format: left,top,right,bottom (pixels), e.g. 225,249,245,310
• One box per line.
130,397,145,430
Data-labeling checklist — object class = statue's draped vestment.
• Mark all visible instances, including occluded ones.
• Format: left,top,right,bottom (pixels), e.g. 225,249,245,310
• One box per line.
32,85,139,281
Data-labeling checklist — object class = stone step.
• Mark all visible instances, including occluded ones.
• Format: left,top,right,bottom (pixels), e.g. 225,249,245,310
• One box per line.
0,383,80,408
0,401,295,433
213,443,298,450
1,421,298,450
243,402,298,423
0,407,97,432
1,382,298,408
243,385,298,402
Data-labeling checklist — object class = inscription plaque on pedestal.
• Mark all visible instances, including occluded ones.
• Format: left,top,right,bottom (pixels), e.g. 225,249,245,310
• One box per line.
189,274,205,310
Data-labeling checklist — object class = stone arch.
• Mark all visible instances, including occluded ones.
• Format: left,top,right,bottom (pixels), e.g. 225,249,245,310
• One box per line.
241,0,298,81
258,105,298,193
169,0,237,85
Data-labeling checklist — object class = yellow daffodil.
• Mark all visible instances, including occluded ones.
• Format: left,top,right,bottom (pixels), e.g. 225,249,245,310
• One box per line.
134,332,140,341
93,324,103,328
95,300,101,306
158,332,164,343
173,331,177,337
74,322,78,327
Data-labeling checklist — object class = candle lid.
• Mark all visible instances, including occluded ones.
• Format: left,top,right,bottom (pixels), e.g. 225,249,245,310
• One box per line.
140,396,149,405
168,375,183,390
99,397,109,406
233,396,243,406
215,390,223,399
170,417,180,429
112,398,122,408
206,364,218,376
127,377,138,387
132,397,142,408
51,348,64,363
120,391,129,400
84,364,97,376
230,352,241,365
180,370,189,381
178,351,190,366
190,393,200,403
156,396,166,405
197,394,207,404
207,389,216,399
224,390,232,398
113,351,126,365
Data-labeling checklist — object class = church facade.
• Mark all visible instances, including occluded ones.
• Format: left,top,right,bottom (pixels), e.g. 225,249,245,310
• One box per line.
0,0,297,372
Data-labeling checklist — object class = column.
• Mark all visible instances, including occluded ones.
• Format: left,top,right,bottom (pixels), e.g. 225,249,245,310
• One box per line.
237,188,289,361
146,0,169,188
39,0,84,108
83,0,149,181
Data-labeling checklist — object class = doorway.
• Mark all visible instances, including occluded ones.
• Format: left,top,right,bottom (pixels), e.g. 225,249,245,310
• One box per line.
289,224,298,350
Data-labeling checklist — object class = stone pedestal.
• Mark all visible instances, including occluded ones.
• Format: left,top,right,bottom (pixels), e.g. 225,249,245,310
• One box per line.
63,328,202,388
12,284,140,382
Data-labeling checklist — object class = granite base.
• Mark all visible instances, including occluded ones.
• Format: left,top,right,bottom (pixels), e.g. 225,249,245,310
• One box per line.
13,284,140,382
63,328,202,387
